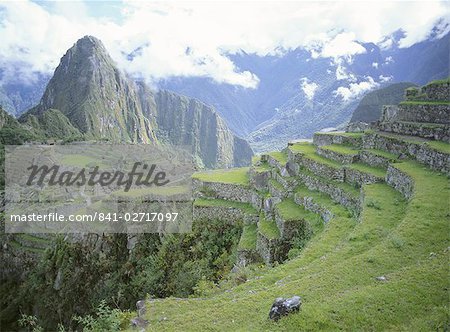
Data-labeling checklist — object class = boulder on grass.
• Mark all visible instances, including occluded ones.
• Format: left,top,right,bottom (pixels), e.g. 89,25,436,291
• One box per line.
269,295,302,321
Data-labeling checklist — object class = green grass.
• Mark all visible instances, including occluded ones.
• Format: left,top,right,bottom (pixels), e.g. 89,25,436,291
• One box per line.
16,234,52,244
289,142,342,169
425,140,450,154
425,77,450,86
321,144,359,156
9,240,46,254
275,198,319,223
377,131,450,154
238,224,257,250
361,148,398,160
300,167,360,198
60,154,106,167
397,121,448,129
295,185,346,216
112,185,189,198
269,178,284,191
399,100,450,105
315,132,364,138
347,163,386,179
267,151,288,164
194,198,257,215
253,161,271,173
132,159,448,331
258,214,281,240
192,167,250,186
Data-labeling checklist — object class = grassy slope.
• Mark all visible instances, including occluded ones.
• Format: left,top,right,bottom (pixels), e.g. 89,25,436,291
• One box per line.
239,224,258,250
135,160,448,331
321,144,359,155
192,167,250,186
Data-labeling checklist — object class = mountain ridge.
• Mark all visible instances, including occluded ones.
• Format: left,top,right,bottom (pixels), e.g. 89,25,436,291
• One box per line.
18,36,253,168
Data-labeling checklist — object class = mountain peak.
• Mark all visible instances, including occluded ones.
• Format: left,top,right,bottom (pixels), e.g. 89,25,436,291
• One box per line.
65,35,109,62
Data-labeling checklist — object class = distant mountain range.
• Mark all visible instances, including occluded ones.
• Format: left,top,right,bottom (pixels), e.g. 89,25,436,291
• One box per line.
1,32,448,153
161,32,450,151
13,36,253,168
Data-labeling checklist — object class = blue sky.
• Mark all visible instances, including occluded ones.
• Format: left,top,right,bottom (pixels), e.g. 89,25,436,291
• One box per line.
1,1,449,87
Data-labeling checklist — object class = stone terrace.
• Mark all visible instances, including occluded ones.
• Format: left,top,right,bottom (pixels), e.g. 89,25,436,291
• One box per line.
191,80,450,267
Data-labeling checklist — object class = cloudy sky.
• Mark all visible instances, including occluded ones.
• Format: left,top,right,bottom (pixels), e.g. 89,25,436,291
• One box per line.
0,1,449,88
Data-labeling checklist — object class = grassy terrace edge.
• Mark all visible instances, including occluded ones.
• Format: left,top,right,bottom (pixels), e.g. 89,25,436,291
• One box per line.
192,167,250,186
194,198,257,215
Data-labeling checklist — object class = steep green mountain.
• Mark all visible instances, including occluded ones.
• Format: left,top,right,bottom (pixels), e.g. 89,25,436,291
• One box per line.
20,36,156,143
350,82,417,123
18,36,252,168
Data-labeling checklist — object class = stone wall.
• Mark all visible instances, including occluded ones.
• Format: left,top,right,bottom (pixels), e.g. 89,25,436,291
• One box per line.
316,146,358,164
192,178,254,203
269,180,289,199
249,168,271,191
421,82,450,101
256,233,288,265
363,133,450,174
313,133,362,147
378,121,450,143
344,166,384,186
193,205,258,224
380,105,399,122
294,194,333,223
296,154,345,181
275,212,310,240
386,165,414,199
237,248,261,266
358,150,393,169
395,104,449,125
346,121,373,132
298,172,361,214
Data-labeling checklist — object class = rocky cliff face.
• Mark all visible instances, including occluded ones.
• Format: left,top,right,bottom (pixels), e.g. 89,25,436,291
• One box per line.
19,36,252,167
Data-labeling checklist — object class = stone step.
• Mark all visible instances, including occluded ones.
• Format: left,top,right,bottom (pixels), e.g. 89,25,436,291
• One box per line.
344,163,386,186
274,198,322,240
256,214,286,265
296,168,361,214
378,121,450,143
395,102,450,124
192,167,253,203
193,198,259,224
358,149,399,169
268,178,289,199
312,132,364,148
288,143,345,181
249,160,272,192
363,131,450,174
294,185,344,223
237,224,261,265
261,151,289,175
316,144,359,164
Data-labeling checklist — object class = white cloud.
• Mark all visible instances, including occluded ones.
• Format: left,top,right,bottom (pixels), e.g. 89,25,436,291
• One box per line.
372,62,379,69
334,58,356,81
300,77,319,101
319,32,366,59
379,75,393,83
334,76,379,101
0,1,449,87
384,56,394,65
